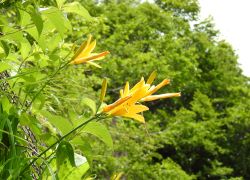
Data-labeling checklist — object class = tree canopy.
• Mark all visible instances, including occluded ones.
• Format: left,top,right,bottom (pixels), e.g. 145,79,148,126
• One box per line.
0,0,249,179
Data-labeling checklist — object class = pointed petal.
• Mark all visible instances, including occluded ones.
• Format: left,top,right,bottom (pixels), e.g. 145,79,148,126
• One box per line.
111,104,148,116
72,51,110,64
89,53,106,60
141,92,181,102
123,113,145,123
130,77,145,93
127,84,150,104
128,104,149,114
147,79,170,96
74,35,92,59
80,39,96,57
71,41,87,61
86,61,102,68
103,95,132,113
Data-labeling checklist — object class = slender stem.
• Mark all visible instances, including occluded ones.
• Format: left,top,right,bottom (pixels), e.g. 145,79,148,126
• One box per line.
20,115,99,176
24,53,72,111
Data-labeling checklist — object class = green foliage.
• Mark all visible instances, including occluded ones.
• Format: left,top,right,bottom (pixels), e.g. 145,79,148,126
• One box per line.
82,121,113,148
0,0,110,179
77,0,249,179
1,0,250,179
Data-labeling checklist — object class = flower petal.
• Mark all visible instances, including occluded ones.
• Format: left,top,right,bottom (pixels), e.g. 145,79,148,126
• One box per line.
86,61,102,68
130,77,145,93
141,92,181,101
72,51,110,64
79,39,96,57
103,95,132,112
147,79,170,96
128,104,149,114
123,113,145,123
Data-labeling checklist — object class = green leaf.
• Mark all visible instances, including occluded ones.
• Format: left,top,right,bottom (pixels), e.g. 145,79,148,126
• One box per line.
41,7,71,37
82,122,113,148
56,0,67,9
62,2,92,20
81,97,96,114
56,141,90,179
47,33,62,51
71,137,93,164
40,111,73,135
19,9,31,27
0,40,9,56
0,26,24,43
74,153,87,167
0,96,11,113
20,39,31,59
63,162,89,179
56,141,75,168
25,26,39,42
0,62,11,73
0,114,7,141
30,9,43,36
19,113,42,136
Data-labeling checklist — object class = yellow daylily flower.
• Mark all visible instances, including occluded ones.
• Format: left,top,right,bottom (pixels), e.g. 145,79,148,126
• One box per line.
102,71,180,123
70,35,110,67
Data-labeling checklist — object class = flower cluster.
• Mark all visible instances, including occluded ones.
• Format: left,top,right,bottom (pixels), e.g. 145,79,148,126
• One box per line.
71,36,180,123
102,72,180,123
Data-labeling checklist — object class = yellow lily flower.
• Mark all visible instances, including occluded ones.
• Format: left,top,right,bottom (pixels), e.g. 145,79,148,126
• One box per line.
70,35,110,67
102,72,180,123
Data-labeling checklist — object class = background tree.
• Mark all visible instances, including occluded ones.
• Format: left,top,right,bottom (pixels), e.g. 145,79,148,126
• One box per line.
75,0,250,179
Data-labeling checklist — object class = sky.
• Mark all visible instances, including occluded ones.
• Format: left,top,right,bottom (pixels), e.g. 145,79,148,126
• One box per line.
198,0,250,77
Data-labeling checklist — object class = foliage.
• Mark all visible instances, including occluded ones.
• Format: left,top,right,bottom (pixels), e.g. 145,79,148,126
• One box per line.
78,0,250,179
0,1,110,179
0,0,250,179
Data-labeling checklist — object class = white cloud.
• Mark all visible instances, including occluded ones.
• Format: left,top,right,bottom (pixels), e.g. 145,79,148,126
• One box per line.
198,0,250,76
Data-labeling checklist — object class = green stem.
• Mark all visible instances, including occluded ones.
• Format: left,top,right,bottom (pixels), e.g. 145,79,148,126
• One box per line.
24,54,72,111
20,115,99,176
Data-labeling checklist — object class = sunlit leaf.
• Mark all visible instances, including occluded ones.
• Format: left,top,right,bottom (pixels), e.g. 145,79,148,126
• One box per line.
0,96,11,113
30,8,43,36
56,141,75,168
40,111,73,135
0,40,9,56
56,141,90,179
20,39,31,59
19,113,42,136
47,33,62,51
19,9,31,27
81,97,96,114
64,162,89,179
56,0,67,9
74,153,87,167
0,62,11,73
62,2,92,20
41,7,71,37
25,26,39,42
81,122,113,148
71,137,93,164
0,26,24,42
